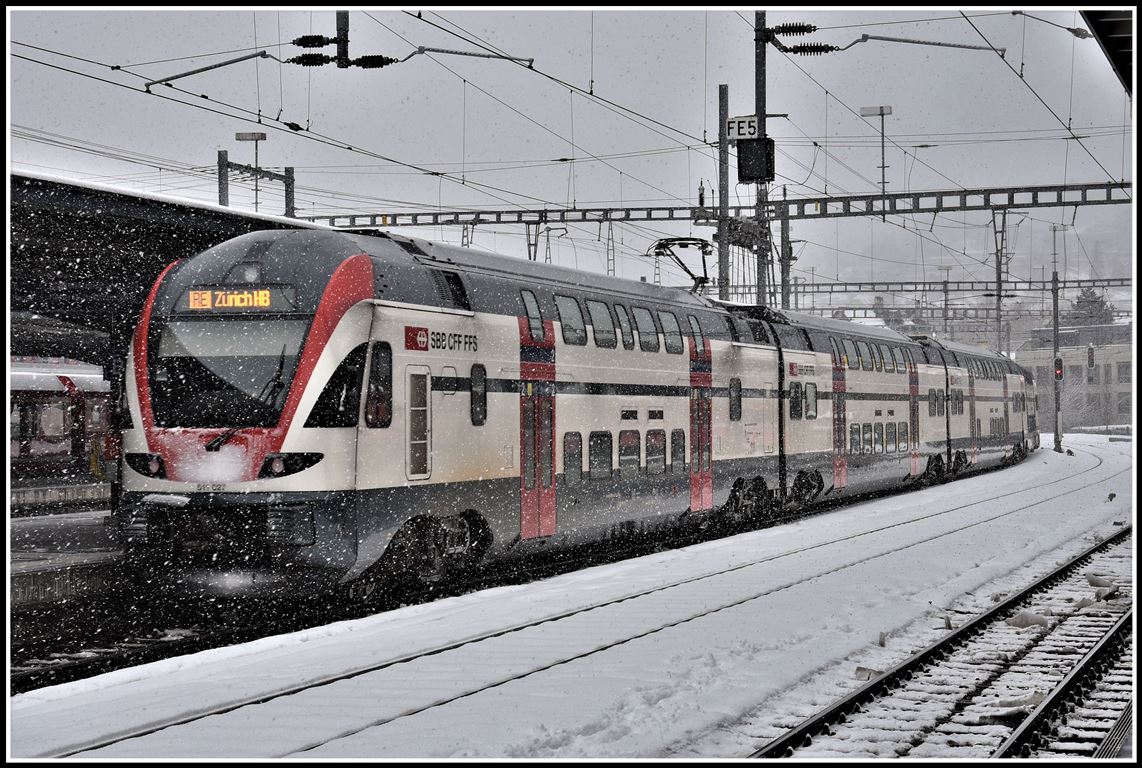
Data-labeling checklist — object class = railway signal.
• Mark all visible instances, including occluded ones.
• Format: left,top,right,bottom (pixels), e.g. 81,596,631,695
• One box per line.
1055,357,1064,381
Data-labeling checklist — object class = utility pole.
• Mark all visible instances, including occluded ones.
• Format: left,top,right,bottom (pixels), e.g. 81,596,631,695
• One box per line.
1051,224,1064,453
718,84,730,301
993,208,1007,353
755,10,769,306
860,105,892,220
780,186,792,309
937,265,951,337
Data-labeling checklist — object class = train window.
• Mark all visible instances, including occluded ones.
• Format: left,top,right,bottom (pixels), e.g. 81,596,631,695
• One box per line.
937,389,945,417
613,304,635,350
646,430,666,475
898,421,909,452
539,399,554,488
586,300,617,349
555,295,587,346
857,341,874,371
805,383,818,420
774,324,809,351
747,320,770,345
862,423,873,454
564,432,582,484
364,342,393,428
889,346,902,374
800,328,815,351
885,422,897,453
946,350,960,367
729,377,742,421
789,382,803,420
928,388,937,417
829,337,842,367
725,315,741,343
618,429,641,480
870,344,883,372
470,364,487,426
843,338,860,370
688,315,706,355
306,343,368,428
849,424,861,455
522,399,536,489
408,372,430,476
874,423,884,453
520,290,545,343
658,311,685,354
631,306,660,353
589,431,612,480
904,348,915,370
670,429,686,473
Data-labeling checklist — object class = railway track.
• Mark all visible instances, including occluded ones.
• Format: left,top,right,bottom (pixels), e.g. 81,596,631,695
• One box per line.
26,448,1127,758
8,446,1111,698
749,525,1132,759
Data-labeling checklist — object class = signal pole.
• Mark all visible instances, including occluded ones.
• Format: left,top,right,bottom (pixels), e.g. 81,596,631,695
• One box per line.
755,11,769,306
1051,224,1064,453
718,84,730,301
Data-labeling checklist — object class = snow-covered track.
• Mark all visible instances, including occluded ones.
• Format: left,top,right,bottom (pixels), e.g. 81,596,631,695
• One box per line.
750,526,1132,758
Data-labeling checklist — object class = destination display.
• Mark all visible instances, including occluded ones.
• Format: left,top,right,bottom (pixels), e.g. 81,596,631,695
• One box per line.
179,285,297,313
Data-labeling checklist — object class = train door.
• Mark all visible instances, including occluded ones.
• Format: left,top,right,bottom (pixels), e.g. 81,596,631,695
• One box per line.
688,330,712,513
830,338,847,490
406,365,432,480
520,380,556,539
690,386,712,511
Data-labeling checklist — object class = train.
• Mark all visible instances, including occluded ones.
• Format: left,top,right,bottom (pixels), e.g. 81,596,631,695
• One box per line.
116,229,1039,597
10,358,115,510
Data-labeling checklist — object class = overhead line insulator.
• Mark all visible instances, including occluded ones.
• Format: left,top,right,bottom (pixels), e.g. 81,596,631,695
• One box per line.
787,43,839,56
770,23,818,36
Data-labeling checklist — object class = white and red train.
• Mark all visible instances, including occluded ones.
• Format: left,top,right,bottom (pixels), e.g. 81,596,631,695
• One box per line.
117,229,1039,596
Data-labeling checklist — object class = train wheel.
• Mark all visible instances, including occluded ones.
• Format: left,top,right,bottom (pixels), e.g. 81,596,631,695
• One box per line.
790,470,822,507
383,517,448,588
748,477,771,521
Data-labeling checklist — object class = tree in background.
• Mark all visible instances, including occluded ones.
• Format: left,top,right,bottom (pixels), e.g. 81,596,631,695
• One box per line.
1064,287,1116,326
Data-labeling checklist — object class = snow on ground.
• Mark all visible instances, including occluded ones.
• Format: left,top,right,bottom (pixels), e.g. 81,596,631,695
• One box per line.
8,433,1134,758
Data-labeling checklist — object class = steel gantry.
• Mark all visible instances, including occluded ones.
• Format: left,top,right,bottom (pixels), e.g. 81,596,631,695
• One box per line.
300,181,1130,232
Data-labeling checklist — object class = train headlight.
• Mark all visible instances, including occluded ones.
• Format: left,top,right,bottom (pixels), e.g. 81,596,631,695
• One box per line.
258,452,324,479
125,452,166,478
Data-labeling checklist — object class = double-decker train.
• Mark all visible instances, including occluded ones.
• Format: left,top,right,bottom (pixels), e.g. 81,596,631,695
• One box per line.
117,229,1038,596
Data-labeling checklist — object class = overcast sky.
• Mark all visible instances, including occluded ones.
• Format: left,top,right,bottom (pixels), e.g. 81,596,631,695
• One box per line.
8,7,1135,307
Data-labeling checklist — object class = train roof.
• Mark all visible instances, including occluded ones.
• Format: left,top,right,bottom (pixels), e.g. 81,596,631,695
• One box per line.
10,359,109,393
346,231,720,313
752,307,921,345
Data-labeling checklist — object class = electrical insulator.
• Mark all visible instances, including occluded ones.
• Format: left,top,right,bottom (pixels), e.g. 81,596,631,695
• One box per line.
787,43,838,56
698,180,705,208
352,55,399,69
292,34,336,48
1054,357,1064,381
286,54,335,67
770,23,818,36
1087,344,1095,369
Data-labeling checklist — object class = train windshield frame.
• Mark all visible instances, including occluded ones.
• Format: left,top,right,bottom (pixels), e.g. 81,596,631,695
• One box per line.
149,317,308,428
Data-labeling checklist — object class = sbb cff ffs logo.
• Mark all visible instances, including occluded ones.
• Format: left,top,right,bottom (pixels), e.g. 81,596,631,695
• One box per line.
405,326,479,352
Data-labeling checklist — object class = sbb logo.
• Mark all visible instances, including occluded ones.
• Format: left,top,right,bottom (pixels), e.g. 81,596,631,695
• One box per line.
406,326,429,351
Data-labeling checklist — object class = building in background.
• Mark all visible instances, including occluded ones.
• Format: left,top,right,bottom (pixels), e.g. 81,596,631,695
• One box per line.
1014,323,1132,430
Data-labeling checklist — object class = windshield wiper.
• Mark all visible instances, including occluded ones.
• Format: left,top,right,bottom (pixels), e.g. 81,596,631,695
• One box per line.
205,345,288,452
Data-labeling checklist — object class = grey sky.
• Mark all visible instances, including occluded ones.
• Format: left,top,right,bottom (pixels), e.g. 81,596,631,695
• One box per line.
8,7,1135,307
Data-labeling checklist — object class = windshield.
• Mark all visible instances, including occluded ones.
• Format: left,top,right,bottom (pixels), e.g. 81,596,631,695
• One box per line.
150,319,307,428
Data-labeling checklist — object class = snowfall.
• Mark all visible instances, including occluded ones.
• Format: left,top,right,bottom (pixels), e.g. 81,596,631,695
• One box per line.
8,433,1135,759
